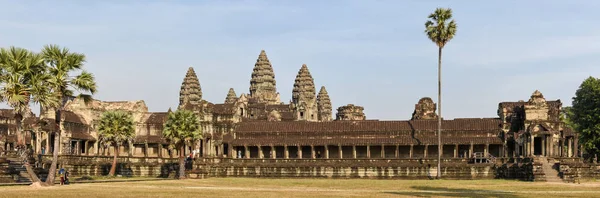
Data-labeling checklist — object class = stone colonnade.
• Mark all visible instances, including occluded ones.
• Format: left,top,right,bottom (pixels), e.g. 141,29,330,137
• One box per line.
231,143,502,159
513,134,578,157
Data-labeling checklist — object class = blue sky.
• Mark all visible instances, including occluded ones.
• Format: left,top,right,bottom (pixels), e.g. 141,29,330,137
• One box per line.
1,0,599,120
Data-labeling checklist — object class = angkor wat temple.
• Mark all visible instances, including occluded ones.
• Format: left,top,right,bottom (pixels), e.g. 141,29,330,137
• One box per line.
0,50,591,180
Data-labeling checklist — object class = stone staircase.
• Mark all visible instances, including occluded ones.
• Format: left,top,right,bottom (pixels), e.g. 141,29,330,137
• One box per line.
7,157,32,183
539,157,562,183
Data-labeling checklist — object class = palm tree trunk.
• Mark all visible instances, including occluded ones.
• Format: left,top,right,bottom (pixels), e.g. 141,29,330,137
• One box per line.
437,46,442,179
109,142,119,176
46,109,62,186
24,162,42,183
179,145,186,179
15,114,23,147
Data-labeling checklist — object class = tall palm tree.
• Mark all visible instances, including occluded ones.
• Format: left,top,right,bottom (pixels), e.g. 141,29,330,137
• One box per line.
0,47,60,184
96,110,136,176
42,44,97,186
163,110,201,179
425,7,457,179
0,47,44,147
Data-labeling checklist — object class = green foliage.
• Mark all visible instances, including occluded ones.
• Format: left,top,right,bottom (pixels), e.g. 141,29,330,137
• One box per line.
0,47,56,114
424,8,458,48
561,106,578,130
163,110,202,147
571,76,600,157
42,44,97,105
96,110,136,145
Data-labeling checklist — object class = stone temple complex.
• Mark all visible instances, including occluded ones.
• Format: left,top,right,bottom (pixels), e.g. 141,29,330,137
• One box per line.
0,50,595,181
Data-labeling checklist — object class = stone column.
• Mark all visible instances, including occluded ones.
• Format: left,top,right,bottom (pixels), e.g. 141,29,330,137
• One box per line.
352,145,357,159
381,144,385,158
94,140,99,156
84,141,89,156
35,131,41,154
469,143,473,157
568,138,573,157
542,136,546,156
366,145,371,159
298,146,302,159
270,145,275,159
395,145,399,158
483,144,490,157
454,144,458,158
574,136,579,157
530,135,534,156
311,145,315,159
284,145,289,159
229,145,234,158
158,144,163,158
338,145,343,159
409,145,413,159
45,133,50,155
325,145,329,159
244,145,250,158
560,139,564,157
258,145,263,159
424,145,428,158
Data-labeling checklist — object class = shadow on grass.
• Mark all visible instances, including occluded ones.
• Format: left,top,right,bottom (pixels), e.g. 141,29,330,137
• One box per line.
385,186,520,198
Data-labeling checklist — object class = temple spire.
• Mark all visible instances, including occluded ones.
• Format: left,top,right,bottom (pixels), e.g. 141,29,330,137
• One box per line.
178,67,202,108
317,86,332,121
292,64,317,121
249,50,279,104
292,64,316,104
224,88,238,104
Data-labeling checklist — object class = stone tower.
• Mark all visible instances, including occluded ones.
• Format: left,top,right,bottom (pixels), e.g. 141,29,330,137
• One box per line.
224,88,237,104
249,50,281,105
316,86,332,121
291,64,318,121
524,90,549,121
411,97,438,120
335,104,366,121
178,67,202,109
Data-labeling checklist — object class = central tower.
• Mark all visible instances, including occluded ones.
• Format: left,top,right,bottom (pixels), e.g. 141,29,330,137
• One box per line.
249,50,281,104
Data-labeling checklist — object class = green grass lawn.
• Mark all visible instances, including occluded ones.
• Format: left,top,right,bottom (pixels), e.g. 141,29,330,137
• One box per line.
1,178,599,198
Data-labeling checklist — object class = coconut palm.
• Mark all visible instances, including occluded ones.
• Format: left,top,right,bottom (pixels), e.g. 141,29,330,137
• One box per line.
162,110,201,179
96,110,136,176
42,44,97,185
425,7,457,179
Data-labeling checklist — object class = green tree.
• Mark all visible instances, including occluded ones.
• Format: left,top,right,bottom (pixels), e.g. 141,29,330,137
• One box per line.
96,111,136,176
571,76,600,160
425,7,457,179
0,47,59,185
0,47,42,147
42,44,97,186
162,110,201,179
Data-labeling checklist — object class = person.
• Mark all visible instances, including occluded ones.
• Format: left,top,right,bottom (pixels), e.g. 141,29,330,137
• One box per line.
58,168,65,185
41,147,45,155
64,170,70,185
238,150,242,159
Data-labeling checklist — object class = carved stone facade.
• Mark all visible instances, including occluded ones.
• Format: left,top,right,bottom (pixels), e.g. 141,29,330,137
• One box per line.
499,90,576,158
316,86,332,122
248,50,280,105
178,67,202,109
411,97,438,120
224,88,237,104
291,64,318,121
335,104,366,121
0,50,580,164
